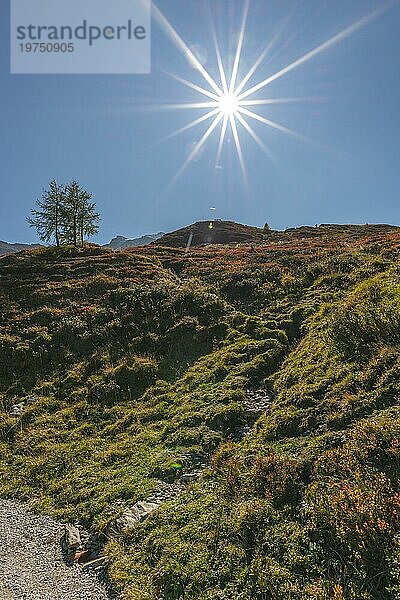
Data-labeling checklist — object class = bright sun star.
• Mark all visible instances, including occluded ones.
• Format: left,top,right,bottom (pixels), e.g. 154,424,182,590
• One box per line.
150,0,387,193
219,93,240,117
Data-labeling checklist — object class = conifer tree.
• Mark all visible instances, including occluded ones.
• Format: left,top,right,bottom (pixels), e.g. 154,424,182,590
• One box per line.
62,180,81,246
63,180,100,247
27,180,65,246
28,179,100,247
78,197,100,246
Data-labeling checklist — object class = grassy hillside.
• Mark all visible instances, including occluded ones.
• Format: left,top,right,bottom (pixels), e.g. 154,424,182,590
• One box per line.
1,226,400,599
154,221,400,249
153,219,265,247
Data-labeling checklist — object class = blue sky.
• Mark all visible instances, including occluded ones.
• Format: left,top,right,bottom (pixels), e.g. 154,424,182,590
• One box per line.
1,0,400,244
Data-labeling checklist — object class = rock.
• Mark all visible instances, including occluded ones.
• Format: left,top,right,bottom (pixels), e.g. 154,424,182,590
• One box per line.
9,403,25,417
125,500,159,524
108,501,159,536
25,395,37,406
230,388,273,441
243,389,272,419
147,480,182,504
8,395,38,417
63,524,81,552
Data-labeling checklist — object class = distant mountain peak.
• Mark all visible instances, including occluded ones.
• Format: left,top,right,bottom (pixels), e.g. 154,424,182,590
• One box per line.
0,241,41,256
104,232,165,250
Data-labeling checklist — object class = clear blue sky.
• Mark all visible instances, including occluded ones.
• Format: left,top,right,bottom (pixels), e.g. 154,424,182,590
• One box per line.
1,0,400,244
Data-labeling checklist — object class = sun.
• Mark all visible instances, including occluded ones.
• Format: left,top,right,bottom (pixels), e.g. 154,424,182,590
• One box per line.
219,92,240,117
151,0,386,194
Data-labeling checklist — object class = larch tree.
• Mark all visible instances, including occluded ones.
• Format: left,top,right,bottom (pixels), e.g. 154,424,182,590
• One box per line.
63,180,100,247
78,198,100,246
28,179,100,247
27,179,65,246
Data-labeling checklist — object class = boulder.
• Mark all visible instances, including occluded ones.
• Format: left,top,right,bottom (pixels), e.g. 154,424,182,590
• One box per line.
107,501,159,536
9,395,38,417
9,403,24,417
63,524,81,551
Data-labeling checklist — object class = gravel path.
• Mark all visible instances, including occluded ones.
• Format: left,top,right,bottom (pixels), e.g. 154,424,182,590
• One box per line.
0,500,110,600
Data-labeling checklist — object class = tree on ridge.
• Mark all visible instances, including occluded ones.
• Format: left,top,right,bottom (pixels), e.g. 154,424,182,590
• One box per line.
28,179,100,247
27,179,65,246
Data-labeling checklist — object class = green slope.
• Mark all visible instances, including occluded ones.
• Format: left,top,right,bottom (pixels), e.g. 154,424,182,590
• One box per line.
1,227,400,599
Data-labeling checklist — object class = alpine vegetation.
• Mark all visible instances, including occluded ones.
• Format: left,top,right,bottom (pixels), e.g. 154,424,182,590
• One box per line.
1,222,400,600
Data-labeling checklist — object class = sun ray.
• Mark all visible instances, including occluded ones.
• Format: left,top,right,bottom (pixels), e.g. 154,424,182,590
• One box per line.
229,0,250,93
209,7,229,94
146,102,219,111
229,113,248,186
162,113,224,198
238,6,388,100
234,29,281,97
238,97,321,106
235,111,282,170
237,106,311,143
154,108,222,147
163,71,221,101
235,112,268,153
152,2,222,96
239,97,318,107
215,114,229,169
